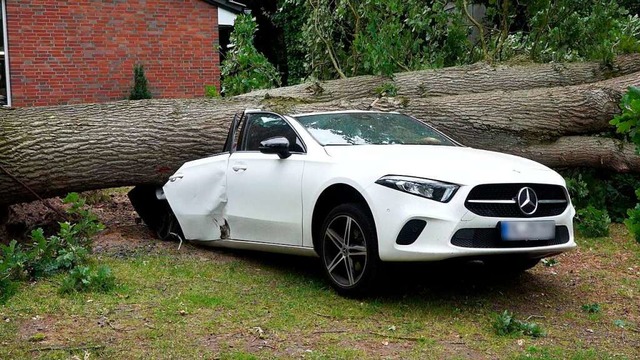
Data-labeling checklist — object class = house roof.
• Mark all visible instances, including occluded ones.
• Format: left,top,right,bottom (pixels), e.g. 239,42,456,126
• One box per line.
202,0,246,13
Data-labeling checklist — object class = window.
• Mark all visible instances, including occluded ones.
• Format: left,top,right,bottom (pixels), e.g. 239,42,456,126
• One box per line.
0,0,10,106
239,113,305,152
294,112,456,146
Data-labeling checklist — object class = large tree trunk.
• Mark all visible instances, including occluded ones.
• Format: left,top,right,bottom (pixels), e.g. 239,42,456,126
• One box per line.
239,53,640,101
1,59,639,205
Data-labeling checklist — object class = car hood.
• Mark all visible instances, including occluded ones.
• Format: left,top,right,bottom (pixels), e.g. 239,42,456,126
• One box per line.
323,145,565,186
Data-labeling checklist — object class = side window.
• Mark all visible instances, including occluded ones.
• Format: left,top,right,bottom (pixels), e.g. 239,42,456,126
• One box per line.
239,113,305,153
223,112,245,153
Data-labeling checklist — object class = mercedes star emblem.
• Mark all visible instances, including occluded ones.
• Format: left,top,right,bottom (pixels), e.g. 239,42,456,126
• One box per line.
517,187,538,215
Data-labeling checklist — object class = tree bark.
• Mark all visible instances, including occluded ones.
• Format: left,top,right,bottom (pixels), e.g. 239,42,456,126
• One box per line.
0,61,639,205
239,53,640,101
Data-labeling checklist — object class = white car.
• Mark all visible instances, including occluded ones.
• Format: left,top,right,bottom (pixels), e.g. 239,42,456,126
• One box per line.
131,110,576,295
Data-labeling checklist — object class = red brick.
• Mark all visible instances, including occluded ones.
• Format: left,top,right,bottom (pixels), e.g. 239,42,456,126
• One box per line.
7,0,220,107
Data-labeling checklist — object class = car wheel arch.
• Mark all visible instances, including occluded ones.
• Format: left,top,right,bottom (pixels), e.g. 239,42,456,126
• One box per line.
311,183,376,254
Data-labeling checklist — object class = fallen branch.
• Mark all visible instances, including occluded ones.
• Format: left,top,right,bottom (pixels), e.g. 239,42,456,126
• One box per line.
30,344,105,352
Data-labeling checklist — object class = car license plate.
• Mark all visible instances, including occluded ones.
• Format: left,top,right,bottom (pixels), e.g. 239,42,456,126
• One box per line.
500,221,555,241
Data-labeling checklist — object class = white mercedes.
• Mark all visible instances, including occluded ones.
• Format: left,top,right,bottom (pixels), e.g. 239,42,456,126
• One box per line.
130,110,576,295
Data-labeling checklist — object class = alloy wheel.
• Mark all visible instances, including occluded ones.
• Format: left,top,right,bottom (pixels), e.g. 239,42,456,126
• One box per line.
322,215,368,287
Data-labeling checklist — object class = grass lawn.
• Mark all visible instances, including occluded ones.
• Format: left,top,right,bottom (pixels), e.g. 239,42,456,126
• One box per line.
1,195,639,359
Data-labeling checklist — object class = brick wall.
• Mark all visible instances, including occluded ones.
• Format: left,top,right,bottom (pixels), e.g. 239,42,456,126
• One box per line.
6,0,220,107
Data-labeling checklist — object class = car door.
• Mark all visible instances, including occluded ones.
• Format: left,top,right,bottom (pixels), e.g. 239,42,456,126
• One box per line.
225,112,306,245
162,112,245,241
163,153,229,241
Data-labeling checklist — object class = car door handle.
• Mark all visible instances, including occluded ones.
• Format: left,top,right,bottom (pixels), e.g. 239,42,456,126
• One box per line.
232,165,247,172
169,174,184,182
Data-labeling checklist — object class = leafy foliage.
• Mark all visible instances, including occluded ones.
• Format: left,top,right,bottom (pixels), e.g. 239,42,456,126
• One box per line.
523,0,639,63
204,85,220,98
221,14,281,96
286,0,640,81
492,310,546,338
610,87,640,243
624,197,640,244
563,168,640,238
273,0,309,85
0,193,109,303
375,83,398,97
59,265,116,294
576,206,611,238
581,303,601,314
611,87,640,146
303,0,471,79
129,64,152,100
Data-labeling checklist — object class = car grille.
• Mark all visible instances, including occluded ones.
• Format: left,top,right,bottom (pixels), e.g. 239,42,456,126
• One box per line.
451,226,570,248
465,183,568,218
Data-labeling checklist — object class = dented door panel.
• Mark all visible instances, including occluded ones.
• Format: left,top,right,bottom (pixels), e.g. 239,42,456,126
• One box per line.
163,154,229,241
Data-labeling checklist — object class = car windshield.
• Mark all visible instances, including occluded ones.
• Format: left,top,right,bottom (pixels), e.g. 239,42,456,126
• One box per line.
293,112,456,146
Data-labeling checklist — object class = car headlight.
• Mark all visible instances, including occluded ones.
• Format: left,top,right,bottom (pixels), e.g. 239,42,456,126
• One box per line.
375,175,459,202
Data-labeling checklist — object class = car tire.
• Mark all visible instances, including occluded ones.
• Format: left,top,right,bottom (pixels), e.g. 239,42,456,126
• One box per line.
319,203,380,296
484,256,540,273
156,207,184,241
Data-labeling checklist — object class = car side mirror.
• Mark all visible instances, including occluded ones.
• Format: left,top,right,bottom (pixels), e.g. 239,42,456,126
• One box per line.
259,136,291,159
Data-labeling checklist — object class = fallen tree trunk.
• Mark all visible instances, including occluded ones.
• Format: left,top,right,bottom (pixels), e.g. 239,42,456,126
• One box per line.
515,136,640,173
240,53,640,101
0,62,639,205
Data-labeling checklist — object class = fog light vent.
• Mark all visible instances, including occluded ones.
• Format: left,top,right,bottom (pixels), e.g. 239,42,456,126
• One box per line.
396,219,427,245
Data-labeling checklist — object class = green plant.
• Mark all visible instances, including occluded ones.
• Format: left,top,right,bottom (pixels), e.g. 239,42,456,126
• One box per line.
129,64,152,100
581,303,601,313
63,192,105,242
221,14,281,96
563,169,640,223
204,85,220,98
541,258,558,267
576,206,611,238
611,87,640,243
493,310,546,337
375,82,398,97
0,193,106,303
304,0,471,80
273,0,309,85
59,265,116,294
611,87,640,146
624,198,640,244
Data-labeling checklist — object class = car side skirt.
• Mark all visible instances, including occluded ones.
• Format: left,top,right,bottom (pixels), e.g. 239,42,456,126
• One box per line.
190,239,318,257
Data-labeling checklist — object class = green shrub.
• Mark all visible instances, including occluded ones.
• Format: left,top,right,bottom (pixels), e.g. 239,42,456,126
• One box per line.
59,265,116,294
611,86,640,146
0,192,107,302
204,85,220,98
624,199,640,244
493,310,546,338
576,206,611,238
563,169,640,224
611,87,640,243
129,64,152,100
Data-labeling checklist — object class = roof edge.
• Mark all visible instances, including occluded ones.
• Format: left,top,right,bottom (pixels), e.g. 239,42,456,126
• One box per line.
202,0,246,13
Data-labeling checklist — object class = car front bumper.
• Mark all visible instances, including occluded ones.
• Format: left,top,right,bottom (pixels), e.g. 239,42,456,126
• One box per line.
365,184,576,262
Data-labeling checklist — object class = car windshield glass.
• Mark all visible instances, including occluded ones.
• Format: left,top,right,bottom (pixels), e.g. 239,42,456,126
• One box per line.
293,112,456,146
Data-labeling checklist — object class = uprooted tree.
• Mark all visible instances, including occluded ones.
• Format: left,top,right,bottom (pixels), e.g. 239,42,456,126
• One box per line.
1,54,640,206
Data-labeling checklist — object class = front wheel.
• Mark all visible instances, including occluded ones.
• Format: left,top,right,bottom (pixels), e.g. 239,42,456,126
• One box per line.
319,203,380,296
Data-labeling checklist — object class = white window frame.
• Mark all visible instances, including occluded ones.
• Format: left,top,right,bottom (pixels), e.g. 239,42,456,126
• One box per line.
1,0,11,107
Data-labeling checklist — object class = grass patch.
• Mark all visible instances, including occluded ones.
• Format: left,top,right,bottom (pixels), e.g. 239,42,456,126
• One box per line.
1,224,639,358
